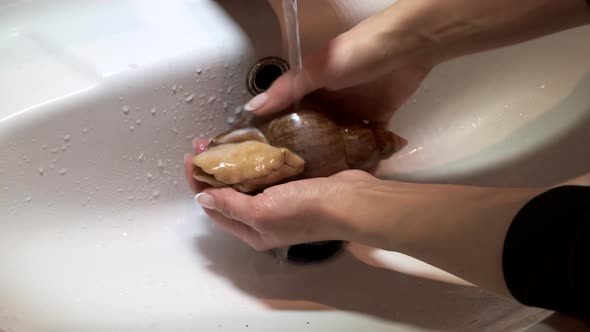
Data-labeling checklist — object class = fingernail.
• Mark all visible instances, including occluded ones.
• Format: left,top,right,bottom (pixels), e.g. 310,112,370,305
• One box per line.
243,93,267,111
195,193,215,209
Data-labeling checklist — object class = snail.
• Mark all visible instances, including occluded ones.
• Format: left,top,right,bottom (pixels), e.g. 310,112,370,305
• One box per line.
193,101,406,193
192,100,406,263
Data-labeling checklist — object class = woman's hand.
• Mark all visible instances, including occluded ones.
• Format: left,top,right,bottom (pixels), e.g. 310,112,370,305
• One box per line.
185,144,399,251
185,141,543,296
244,0,590,118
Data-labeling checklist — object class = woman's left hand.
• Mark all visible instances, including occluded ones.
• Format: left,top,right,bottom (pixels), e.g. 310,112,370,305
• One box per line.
185,146,397,251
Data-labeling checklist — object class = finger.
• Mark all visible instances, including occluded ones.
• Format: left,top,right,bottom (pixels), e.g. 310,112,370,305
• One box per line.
184,153,199,194
192,138,209,154
201,207,269,251
200,187,264,226
245,41,336,115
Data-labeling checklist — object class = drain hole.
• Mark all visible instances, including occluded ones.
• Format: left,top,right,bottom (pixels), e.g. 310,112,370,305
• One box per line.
247,57,289,95
254,64,284,91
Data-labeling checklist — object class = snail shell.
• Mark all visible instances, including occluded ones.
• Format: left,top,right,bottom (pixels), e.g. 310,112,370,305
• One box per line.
194,102,405,193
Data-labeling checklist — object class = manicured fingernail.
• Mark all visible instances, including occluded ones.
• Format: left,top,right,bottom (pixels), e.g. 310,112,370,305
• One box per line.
244,93,267,111
195,193,215,209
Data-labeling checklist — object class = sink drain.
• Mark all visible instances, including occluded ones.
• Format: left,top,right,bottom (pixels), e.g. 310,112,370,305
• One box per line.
247,57,289,95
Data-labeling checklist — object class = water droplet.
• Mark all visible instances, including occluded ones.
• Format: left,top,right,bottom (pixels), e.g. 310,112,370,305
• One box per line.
147,173,153,180
51,148,59,154
227,86,234,95
42,144,48,150
59,168,68,176
63,134,71,141
208,96,216,104
25,196,32,203
83,127,89,134
185,94,195,103
196,68,202,75
130,125,135,131
138,152,145,161
241,90,247,96
127,196,134,201
540,84,546,89
172,127,178,134
172,84,177,93
122,232,128,238
136,119,142,125
151,108,156,116
157,160,164,168
152,190,160,199
39,167,44,176
179,84,184,91
121,106,130,114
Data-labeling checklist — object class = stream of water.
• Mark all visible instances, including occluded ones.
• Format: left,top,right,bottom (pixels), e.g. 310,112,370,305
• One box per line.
273,0,303,264
282,0,303,108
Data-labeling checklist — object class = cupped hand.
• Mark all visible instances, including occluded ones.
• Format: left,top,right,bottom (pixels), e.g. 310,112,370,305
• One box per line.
185,141,395,251
243,3,434,126
247,61,431,127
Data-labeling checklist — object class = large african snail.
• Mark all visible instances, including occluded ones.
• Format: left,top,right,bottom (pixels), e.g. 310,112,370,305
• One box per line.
193,101,406,263
193,102,405,193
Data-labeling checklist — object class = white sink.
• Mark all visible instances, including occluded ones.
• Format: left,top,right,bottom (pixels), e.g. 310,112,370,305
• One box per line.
3,0,589,331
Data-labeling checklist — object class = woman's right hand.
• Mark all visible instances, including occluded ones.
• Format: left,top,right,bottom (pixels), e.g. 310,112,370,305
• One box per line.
245,0,590,118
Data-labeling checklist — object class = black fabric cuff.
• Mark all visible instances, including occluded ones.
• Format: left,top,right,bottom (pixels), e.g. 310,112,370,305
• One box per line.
503,185,590,317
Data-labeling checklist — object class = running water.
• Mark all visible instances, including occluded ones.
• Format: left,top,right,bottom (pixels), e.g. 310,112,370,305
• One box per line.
282,0,303,108
274,0,303,264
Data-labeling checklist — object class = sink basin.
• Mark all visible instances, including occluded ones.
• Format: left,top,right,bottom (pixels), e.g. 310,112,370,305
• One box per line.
3,0,589,331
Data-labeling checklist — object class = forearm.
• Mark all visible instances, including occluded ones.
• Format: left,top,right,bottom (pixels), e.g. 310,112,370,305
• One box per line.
369,180,590,316
380,184,543,296
404,0,590,62
378,0,590,65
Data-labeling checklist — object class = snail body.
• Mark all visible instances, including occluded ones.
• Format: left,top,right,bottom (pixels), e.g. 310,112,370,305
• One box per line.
193,102,405,193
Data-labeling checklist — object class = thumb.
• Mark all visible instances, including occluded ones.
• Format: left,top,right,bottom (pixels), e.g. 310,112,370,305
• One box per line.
244,40,338,115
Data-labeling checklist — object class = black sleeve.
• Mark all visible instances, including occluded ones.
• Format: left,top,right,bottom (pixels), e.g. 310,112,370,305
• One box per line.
503,185,590,317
